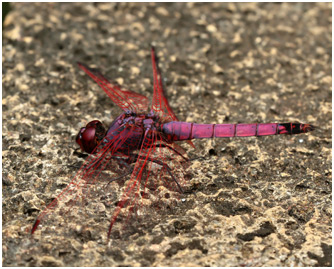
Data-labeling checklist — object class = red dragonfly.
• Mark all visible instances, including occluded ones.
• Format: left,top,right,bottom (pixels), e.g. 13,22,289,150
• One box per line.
31,47,314,239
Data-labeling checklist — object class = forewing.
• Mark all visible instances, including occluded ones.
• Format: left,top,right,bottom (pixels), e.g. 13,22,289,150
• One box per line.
31,126,136,239
78,62,149,113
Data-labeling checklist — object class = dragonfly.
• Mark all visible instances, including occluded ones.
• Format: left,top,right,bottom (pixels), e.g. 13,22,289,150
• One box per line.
31,47,315,239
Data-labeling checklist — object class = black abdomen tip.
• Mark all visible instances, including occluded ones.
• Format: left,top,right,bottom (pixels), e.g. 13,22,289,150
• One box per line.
278,123,315,135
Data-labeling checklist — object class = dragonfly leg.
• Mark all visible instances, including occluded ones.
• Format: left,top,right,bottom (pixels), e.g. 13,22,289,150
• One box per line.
128,153,184,193
105,167,134,187
103,156,136,186
188,155,206,162
155,143,189,161
77,154,134,186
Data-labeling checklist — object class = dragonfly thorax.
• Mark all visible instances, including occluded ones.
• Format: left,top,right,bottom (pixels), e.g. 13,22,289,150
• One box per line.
76,112,163,155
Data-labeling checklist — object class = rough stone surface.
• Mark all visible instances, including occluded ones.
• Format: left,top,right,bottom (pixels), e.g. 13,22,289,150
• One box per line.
2,3,331,267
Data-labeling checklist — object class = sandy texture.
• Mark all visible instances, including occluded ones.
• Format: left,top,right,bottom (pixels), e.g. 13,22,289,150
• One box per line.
2,3,331,266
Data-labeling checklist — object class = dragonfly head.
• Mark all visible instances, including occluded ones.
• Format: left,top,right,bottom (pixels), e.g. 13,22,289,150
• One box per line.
76,120,106,153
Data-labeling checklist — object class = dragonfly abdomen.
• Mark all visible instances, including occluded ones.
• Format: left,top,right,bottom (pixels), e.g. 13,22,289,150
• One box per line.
162,122,315,141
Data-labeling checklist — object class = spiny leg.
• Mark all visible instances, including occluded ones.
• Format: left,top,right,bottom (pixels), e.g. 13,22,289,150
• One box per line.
97,151,185,192
128,153,184,193
103,156,136,187
155,143,189,161
105,168,135,187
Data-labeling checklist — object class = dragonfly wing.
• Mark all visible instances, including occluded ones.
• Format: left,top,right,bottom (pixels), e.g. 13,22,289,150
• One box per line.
78,62,149,113
31,126,137,238
150,47,179,122
107,129,188,239
150,47,195,148
107,129,155,238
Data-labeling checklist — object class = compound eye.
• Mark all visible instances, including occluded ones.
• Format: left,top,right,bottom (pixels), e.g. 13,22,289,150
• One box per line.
76,120,106,154
81,127,98,153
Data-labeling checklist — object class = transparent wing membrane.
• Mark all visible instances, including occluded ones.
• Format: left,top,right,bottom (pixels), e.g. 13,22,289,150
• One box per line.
107,130,189,239
78,62,149,113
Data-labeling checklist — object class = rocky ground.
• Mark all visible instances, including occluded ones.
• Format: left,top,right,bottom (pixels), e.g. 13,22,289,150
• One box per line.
2,3,331,266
